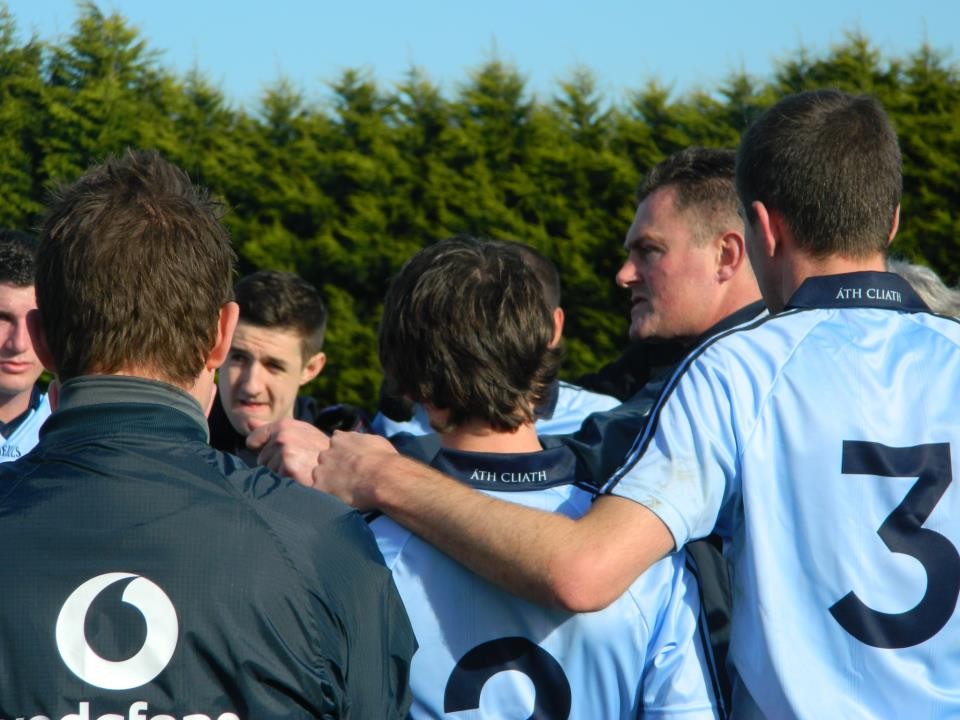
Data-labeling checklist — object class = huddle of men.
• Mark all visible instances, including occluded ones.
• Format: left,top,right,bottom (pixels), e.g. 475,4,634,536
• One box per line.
2,87,958,718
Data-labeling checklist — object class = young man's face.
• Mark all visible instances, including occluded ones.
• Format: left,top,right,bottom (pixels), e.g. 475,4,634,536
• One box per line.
616,186,726,342
217,322,325,436
0,283,43,418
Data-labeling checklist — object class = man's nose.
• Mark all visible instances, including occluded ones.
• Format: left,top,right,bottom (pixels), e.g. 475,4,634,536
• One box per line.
615,259,639,289
239,363,265,394
4,319,31,353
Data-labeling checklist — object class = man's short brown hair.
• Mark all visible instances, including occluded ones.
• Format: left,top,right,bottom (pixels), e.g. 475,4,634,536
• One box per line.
0,230,38,287
379,236,562,432
233,270,328,358
37,149,235,384
736,90,902,258
635,147,740,244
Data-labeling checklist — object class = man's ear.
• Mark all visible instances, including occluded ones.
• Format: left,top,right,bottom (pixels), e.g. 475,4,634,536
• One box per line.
751,200,781,259
206,302,240,371
716,229,746,283
26,308,56,374
549,307,565,348
299,351,326,385
887,204,901,246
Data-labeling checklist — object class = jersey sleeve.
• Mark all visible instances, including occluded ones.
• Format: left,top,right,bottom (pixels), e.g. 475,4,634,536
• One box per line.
604,348,741,548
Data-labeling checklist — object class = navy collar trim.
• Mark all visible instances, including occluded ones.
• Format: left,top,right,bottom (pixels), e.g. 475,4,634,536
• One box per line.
694,300,767,345
0,384,43,438
432,445,576,491
785,271,929,312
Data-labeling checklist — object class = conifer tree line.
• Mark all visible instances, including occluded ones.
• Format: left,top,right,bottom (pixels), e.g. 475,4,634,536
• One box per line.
1,2,958,408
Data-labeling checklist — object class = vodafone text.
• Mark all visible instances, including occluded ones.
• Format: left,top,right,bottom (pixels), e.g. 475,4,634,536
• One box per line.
1,701,239,720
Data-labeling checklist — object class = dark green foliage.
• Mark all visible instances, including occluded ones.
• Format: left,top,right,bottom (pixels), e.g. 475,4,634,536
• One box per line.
1,4,958,410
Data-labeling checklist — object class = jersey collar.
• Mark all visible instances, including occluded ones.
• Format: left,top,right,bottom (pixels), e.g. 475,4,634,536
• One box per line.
433,445,577,491
0,384,42,439
784,271,929,312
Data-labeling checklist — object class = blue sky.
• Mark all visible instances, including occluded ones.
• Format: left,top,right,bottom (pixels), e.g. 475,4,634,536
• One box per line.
5,1,957,109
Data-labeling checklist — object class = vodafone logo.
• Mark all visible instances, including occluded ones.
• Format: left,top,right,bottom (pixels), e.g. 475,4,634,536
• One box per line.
56,573,179,690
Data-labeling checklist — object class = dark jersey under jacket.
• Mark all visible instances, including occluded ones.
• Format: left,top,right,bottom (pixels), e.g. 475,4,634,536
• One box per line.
0,376,415,720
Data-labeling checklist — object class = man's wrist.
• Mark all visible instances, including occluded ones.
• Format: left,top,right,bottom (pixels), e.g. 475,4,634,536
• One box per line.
368,453,414,512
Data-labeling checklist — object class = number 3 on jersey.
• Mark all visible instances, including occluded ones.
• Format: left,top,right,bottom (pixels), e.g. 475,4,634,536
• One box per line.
444,637,571,718
830,441,959,649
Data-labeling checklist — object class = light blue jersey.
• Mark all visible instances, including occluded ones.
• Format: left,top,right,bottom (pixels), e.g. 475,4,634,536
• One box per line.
374,443,720,719
372,380,620,437
0,388,50,462
605,272,960,719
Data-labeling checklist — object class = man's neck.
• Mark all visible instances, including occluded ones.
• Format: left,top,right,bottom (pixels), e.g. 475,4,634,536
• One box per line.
0,388,34,425
440,420,542,454
778,253,887,312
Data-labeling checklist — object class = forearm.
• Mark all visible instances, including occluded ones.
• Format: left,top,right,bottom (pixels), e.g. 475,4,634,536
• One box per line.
370,454,674,611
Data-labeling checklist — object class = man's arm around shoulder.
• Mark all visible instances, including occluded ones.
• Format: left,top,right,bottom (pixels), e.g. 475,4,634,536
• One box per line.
312,431,676,612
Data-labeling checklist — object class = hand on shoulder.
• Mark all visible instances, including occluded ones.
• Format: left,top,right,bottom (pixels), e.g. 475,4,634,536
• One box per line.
246,418,330,486
312,430,401,511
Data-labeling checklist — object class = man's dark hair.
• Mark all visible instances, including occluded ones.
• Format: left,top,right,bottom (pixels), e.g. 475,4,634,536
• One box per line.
0,230,38,287
635,147,739,243
37,149,235,384
736,89,902,258
379,236,563,432
234,270,328,357
502,241,561,309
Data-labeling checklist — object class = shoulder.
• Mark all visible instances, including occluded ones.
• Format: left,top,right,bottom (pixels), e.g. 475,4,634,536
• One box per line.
218,455,386,573
391,432,441,464
535,382,620,435
556,381,620,411
660,309,816,401
372,405,432,438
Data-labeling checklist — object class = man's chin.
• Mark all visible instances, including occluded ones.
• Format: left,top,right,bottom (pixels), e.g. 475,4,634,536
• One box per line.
628,321,654,342
227,411,268,438
628,323,675,344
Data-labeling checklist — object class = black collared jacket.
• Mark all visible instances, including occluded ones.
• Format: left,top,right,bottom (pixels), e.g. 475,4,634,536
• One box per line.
0,376,415,719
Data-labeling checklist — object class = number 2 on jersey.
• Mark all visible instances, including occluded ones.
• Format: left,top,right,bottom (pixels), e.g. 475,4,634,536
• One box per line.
444,637,571,718
830,441,959,649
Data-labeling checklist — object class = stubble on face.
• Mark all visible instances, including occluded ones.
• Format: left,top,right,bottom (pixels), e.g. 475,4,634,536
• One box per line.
618,187,719,343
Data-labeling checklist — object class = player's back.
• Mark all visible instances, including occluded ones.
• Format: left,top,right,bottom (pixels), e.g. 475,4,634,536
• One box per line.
732,302,960,718
373,442,719,719
0,377,415,718
629,281,960,718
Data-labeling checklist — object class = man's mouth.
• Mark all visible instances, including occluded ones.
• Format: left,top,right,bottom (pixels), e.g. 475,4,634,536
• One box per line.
0,360,33,373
